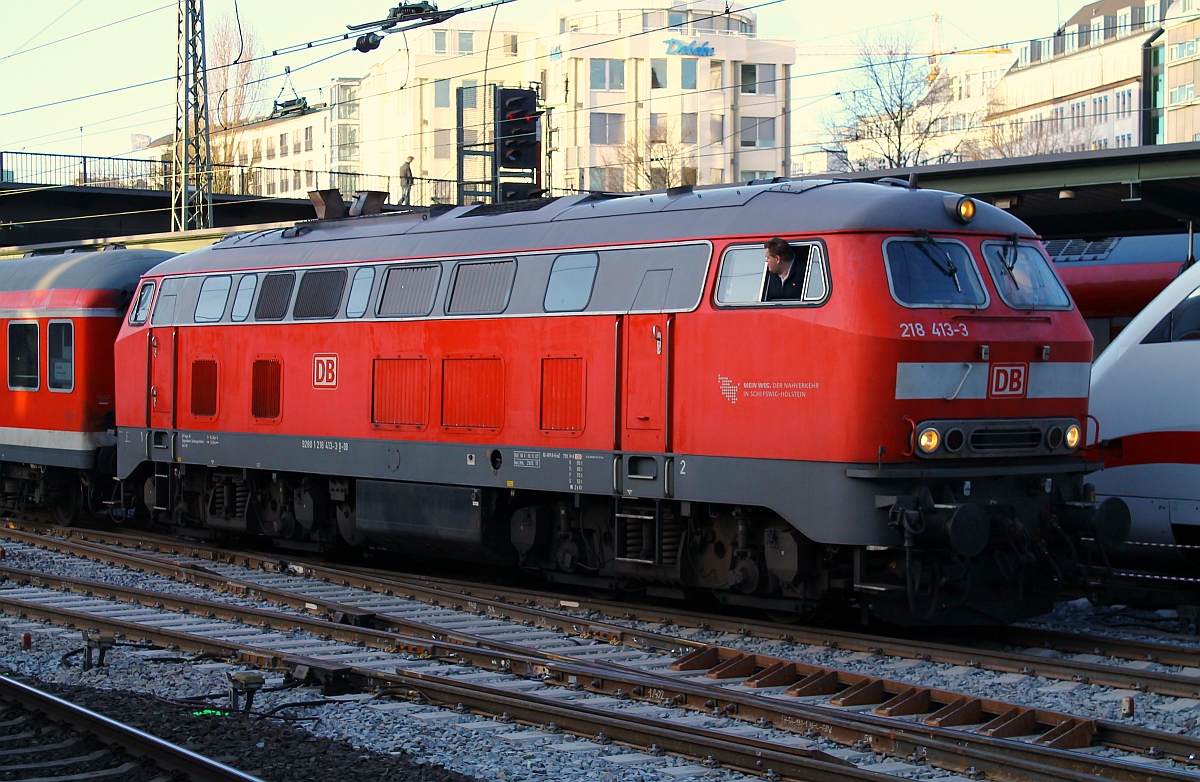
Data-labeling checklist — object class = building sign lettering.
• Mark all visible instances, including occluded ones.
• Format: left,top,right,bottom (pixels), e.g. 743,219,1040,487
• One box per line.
664,38,715,57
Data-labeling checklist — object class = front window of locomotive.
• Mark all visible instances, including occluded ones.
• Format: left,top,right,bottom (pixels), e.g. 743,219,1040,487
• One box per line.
882,236,989,309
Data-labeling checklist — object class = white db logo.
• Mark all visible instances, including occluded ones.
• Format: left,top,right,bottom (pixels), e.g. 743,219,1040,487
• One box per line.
989,363,1028,398
313,354,338,388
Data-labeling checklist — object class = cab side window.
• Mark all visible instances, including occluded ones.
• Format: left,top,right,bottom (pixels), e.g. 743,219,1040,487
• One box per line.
1143,284,1200,343
715,243,829,306
129,281,155,325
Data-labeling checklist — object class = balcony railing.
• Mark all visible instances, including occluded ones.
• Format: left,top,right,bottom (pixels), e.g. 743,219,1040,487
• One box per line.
0,151,458,208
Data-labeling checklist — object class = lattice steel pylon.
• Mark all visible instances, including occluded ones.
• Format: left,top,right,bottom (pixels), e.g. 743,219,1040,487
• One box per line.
172,0,213,231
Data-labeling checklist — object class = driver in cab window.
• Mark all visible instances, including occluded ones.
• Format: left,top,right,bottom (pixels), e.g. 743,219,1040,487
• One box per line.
764,237,802,301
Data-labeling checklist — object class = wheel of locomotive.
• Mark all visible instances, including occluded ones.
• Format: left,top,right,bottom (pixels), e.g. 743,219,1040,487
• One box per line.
50,477,81,527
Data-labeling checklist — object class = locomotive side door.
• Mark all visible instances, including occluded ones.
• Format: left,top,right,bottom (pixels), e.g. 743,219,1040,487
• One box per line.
148,326,177,432
621,312,672,455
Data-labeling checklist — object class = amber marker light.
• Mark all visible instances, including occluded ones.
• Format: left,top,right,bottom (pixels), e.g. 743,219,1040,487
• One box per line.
943,195,977,223
918,427,941,453
1065,424,1082,449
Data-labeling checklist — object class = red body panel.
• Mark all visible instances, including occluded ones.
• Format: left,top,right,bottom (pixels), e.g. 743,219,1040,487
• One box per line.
1056,262,1177,319
114,232,1091,468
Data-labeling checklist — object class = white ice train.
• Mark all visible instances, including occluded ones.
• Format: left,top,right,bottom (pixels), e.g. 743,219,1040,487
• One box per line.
1089,259,1200,548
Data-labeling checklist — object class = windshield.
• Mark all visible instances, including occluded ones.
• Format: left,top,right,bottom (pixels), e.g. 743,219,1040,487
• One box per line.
884,238,987,308
983,242,1072,310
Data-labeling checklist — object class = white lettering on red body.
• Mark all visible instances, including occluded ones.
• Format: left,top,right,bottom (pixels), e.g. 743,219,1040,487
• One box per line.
990,363,1028,398
313,354,338,388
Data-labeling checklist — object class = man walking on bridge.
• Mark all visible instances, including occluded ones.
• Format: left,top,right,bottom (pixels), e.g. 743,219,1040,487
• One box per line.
398,156,415,205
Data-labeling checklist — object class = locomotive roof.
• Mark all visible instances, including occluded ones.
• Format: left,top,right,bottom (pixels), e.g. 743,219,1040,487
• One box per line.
146,180,1037,276
0,249,177,294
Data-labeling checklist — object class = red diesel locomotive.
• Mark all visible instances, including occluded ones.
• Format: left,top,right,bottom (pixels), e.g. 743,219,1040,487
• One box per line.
6,181,1128,624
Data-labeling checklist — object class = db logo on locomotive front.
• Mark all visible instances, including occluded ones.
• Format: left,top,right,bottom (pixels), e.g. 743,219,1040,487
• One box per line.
313,354,338,388
989,362,1028,398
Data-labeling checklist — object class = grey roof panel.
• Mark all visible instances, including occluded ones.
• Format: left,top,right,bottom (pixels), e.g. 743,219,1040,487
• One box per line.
145,182,1034,278
0,249,177,295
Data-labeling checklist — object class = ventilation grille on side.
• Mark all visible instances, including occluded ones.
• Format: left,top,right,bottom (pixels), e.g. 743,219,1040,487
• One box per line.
969,426,1043,452
442,358,503,428
191,360,217,417
447,260,516,314
254,273,295,320
1044,237,1117,262
293,269,347,319
540,357,585,431
252,359,282,418
373,358,428,425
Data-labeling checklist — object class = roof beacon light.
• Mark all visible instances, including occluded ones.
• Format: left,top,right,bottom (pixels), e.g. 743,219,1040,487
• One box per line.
944,195,976,224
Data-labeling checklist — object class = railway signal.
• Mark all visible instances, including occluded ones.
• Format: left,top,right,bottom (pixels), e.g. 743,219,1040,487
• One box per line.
495,88,541,170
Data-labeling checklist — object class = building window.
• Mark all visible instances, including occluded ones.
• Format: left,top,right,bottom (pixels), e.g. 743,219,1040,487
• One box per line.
434,128,453,159
504,34,518,56
589,112,624,145
710,60,723,90
643,11,664,30
304,126,313,151
279,132,288,157
740,63,757,94
266,135,275,159
758,63,777,94
434,79,451,108
236,142,247,166
740,116,775,148
710,113,724,145
650,113,665,142
433,30,446,54
293,170,301,191
681,112,697,144
668,11,686,28
292,130,301,154
681,58,697,89
682,165,697,185
651,58,667,89
710,167,724,183
1146,3,1158,24
462,79,478,109
590,58,624,90
457,31,473,55
588,167,622,191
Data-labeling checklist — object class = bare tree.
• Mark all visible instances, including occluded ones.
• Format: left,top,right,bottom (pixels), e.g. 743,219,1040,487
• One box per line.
206,11,268,191
969,97,1096,159
602,118,695,191
825,30,962,171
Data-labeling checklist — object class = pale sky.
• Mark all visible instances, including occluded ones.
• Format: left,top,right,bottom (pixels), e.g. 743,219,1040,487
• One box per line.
0,0,1067,161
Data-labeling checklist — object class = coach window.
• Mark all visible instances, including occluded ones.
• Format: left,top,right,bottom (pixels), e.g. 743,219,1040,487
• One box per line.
544,253,598,312
715,243,830,306
254,272,296,321
447,259,517,315
377,265,440,317
129,281,155,325
47,321,73,392
194,276,233,322
230,275,257,322
883,237,988,309
1142,284,1200,343
981,242,1072,311
293,269,347,319
346,267,376,318
8,322,37,391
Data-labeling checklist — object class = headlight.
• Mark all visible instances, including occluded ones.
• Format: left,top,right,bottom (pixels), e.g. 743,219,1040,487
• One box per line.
918,427,941,453
1065,424,1081,449
944,195,976,223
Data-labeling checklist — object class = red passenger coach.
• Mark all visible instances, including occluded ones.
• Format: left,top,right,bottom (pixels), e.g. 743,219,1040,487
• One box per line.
1,249,175,521
112,182,1128,624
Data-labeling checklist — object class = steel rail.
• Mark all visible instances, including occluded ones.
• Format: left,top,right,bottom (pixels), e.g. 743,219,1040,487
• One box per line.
2,561,1200,782
0,671,266,782
7,524,1199,699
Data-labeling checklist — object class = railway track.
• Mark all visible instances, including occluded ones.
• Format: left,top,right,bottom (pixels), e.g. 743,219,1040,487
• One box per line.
0,668,264,782
1,522,1199,782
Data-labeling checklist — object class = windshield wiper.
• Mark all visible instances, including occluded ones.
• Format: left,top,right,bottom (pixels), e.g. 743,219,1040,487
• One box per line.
914,230,961,292
998,232,1022,291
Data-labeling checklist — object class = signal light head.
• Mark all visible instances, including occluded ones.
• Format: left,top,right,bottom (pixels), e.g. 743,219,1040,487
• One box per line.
944,195,976,223
917,427,941,453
